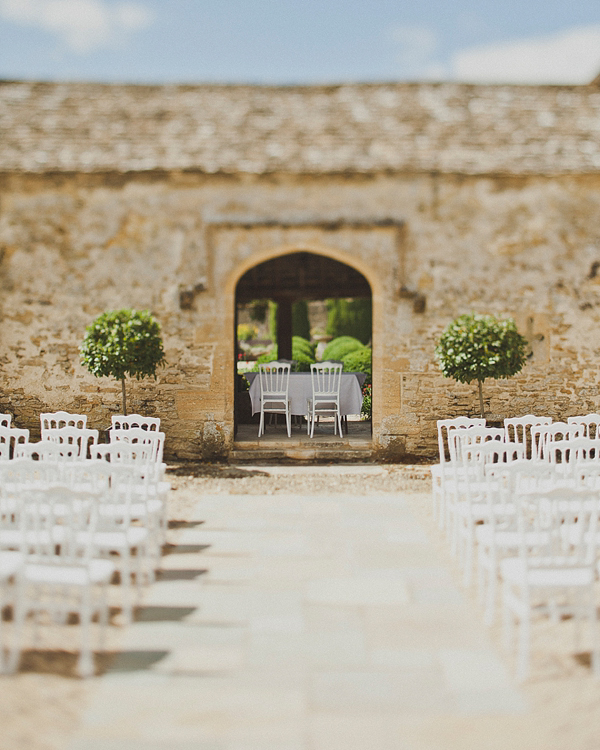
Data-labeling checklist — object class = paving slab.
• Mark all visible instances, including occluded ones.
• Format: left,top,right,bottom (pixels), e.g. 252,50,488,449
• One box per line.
68,490,527,750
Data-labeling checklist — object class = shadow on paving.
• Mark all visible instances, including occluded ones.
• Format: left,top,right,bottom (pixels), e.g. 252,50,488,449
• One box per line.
156,569,208,581
166,463,269,479
133,606,197,622
162,543,211,555
167,520,205,529
15,648,168,678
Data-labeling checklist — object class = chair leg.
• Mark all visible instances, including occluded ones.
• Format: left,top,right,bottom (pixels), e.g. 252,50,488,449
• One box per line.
258,409,264,437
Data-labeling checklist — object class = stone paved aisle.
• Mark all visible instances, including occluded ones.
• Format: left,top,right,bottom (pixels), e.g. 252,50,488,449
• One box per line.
67,491,526,750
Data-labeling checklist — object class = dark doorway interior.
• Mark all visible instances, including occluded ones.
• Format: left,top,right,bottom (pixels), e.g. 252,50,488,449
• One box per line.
234,251,372,437
236,252,371,359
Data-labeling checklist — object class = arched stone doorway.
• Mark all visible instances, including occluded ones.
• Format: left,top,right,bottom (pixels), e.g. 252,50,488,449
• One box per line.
234,250,372,451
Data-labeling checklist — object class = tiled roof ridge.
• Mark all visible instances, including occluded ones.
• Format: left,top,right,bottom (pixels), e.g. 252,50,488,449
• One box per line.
2,79,600,175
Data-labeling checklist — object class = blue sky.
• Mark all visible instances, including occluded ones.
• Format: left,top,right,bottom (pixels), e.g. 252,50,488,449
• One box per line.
1,0,600,85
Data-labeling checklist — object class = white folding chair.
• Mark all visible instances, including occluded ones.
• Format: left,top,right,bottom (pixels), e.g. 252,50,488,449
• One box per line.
258,361,291,438
110,428,165,466
9,486,115,677
432,417,486,529
500,486,600,681
111,414,160,432
40,411,87,437
0,550,23,673
505,415,552,459
15,440,63,461
0,427,29,460
568,414,600,440
43,426,99,460
308,362,343,438
531,422,583,461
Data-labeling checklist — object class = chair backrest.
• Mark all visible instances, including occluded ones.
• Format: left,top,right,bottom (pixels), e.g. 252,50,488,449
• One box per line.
19,486,101,564
546,437,600,467
515,486,598,570
568,414,600,440
40,411,87,436
504,415,552,458
93,441,155,465
0,426,29,460
14,439,61,461
0,414,11,428
448,426,504,465
0,457,63,489
310,362,343,398
531,422,583,460
258,362,291,398
111,414,160,431
110,428,165,463
43,426,99,459
436,417,486,463
462,440,522,478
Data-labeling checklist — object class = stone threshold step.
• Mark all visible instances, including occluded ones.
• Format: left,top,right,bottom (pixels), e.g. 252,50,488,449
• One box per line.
230,449,374,463
233,441,372,451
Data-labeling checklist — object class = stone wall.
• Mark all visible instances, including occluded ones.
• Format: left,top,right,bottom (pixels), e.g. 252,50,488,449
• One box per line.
1,169,600,459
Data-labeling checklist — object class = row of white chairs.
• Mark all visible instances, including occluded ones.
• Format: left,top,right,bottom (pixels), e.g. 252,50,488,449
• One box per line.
0,413,164,464
0,412,168,677
433,414,600,681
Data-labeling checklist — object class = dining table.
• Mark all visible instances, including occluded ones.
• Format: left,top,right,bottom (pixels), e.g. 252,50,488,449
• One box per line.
245,371,366,418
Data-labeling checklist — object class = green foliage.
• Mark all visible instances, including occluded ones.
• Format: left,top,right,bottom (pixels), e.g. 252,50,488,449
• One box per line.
325,297,371,344
268,301,277,341
292,336,315,357
237,323,257,342
80,309,166,383
435,313,527,385
252,337,316,372
342,347,372,386
322,336,364,362
292,300,311,340
248,299,269,324
361,383,372,419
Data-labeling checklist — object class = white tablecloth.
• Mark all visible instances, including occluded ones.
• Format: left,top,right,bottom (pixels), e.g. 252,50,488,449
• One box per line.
247,372,365,417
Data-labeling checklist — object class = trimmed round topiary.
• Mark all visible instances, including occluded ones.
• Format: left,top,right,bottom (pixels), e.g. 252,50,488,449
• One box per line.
435,312,527,417
80,309,166,415
292,336,315,358
322,336,364,362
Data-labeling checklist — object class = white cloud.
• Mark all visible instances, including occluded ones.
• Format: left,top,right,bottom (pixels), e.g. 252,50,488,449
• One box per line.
451,25,600,84
0,0,153,53
390,24,447,79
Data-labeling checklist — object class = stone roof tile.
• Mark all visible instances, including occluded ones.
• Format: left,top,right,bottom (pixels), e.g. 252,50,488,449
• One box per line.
1,80,600,175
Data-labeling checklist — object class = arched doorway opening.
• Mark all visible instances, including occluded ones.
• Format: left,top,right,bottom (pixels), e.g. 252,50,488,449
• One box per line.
234,250,372,446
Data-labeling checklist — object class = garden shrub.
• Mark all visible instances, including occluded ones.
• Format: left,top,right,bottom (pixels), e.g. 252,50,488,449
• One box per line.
322,336,364,362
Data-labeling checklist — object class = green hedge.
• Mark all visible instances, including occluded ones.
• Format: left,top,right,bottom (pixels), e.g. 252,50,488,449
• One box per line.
322,336,364,362
252,337,316,371
342,347,372,386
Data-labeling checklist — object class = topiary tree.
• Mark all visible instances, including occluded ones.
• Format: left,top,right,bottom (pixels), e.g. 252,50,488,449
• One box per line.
435,313,527,418
80,309,166,416
322,335,364,362
325,297,371,344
